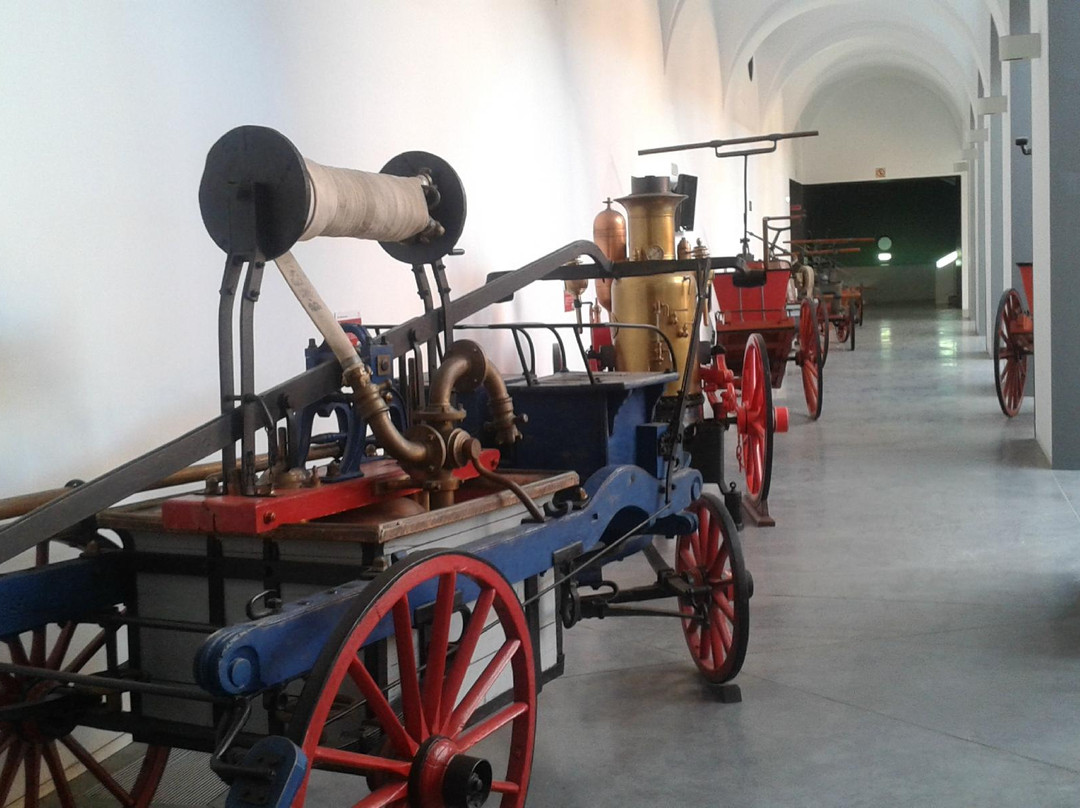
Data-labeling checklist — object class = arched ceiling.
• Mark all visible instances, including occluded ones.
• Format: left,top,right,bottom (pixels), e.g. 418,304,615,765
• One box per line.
661,0,1009,133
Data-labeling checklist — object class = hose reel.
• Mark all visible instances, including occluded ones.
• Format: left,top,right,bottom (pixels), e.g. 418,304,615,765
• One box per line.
198,125,466,264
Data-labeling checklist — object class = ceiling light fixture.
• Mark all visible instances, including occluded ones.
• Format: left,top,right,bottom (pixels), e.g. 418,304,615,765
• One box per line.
936,250,959,268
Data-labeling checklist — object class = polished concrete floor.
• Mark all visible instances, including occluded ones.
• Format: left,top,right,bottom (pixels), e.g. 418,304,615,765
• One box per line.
526,305,1080,807
64,306,1080,806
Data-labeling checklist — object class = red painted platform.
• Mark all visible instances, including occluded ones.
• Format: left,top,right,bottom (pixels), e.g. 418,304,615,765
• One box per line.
161,450,500,535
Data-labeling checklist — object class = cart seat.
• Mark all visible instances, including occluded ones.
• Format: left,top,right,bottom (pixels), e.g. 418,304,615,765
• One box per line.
713,261,790,326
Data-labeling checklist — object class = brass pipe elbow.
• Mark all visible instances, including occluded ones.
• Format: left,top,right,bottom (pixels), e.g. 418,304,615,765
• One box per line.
345,365,434,469
421,340,521,445
483,362,522,445
344,339,520,487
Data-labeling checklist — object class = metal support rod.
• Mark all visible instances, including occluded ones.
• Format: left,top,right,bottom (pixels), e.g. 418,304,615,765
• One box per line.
217,256,243,489
97,614,223,634
0,661,225,703
509,328,535,385
431,259,454,349
638,130,819,157
411,262,440,379
583,604,700,620
239,261,266,496
742,155,750,254
569,326,596,385
642,541,670,575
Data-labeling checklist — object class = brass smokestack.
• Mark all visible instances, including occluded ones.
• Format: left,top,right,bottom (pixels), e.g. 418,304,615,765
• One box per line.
616,176,685,262
610,177,698,397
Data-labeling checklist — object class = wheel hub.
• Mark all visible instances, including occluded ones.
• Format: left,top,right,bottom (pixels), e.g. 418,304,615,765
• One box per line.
409,735,493,808
680,567,712,623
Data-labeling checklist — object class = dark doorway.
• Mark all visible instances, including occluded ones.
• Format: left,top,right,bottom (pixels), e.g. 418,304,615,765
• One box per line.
791,176,962,307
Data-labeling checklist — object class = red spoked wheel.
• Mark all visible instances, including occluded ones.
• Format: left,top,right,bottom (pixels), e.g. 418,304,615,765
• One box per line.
0,540,169,808
816,298,830,367
994,288,1029,417
738,334,774,505
799,298,824,419
287,550,536,807
674,495,750,684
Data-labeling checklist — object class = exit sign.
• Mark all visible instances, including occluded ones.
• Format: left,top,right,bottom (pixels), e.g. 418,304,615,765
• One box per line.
875,167,887,178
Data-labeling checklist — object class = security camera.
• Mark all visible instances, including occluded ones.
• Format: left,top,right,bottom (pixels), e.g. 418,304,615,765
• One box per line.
1015,137,1032,156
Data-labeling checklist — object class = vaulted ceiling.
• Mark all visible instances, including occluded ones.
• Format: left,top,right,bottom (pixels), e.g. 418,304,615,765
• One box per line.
660,0,1006,132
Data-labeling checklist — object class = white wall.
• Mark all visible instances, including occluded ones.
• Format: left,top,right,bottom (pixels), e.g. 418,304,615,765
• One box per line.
793,75,964,184
0,0,777,502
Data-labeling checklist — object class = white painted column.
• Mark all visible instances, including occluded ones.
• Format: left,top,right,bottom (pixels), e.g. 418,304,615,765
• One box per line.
1031,0,1080,467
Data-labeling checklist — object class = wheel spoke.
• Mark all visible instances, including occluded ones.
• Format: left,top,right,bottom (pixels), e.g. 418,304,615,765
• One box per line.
351,781,409,808
130,746,169,808
491,780,522,795
707,519,722,570
24,743,41,808
708,623,726,667
347,658,416,757
61,735,136,807
64,628,107,674
45,622,77,671
717,616,733,651
6,638,30,667
708,545,730,579
456,701,529,751
712,591,736,622
43,742,76,808
440,588,495,729
30,629,46,668
689,522,704,565
696,625,710,662
312,746,411,778
0,740,22,804
422,571,457,733
391,595,427,742
445,639,521,738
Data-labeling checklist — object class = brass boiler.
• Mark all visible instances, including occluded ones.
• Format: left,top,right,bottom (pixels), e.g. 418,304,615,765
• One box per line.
610,176,697,397
591,198,626,311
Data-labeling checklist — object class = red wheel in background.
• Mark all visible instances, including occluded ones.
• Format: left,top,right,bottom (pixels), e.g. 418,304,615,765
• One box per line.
994,288,1028,417
675,495,750,684
0,540,169,808
739,334,774,505
799,298,824,420
834,310,850,345
816,298,830,367
287,550,536,807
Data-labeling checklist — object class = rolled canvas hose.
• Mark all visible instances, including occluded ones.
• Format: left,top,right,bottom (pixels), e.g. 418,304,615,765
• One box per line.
301,159,430,243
